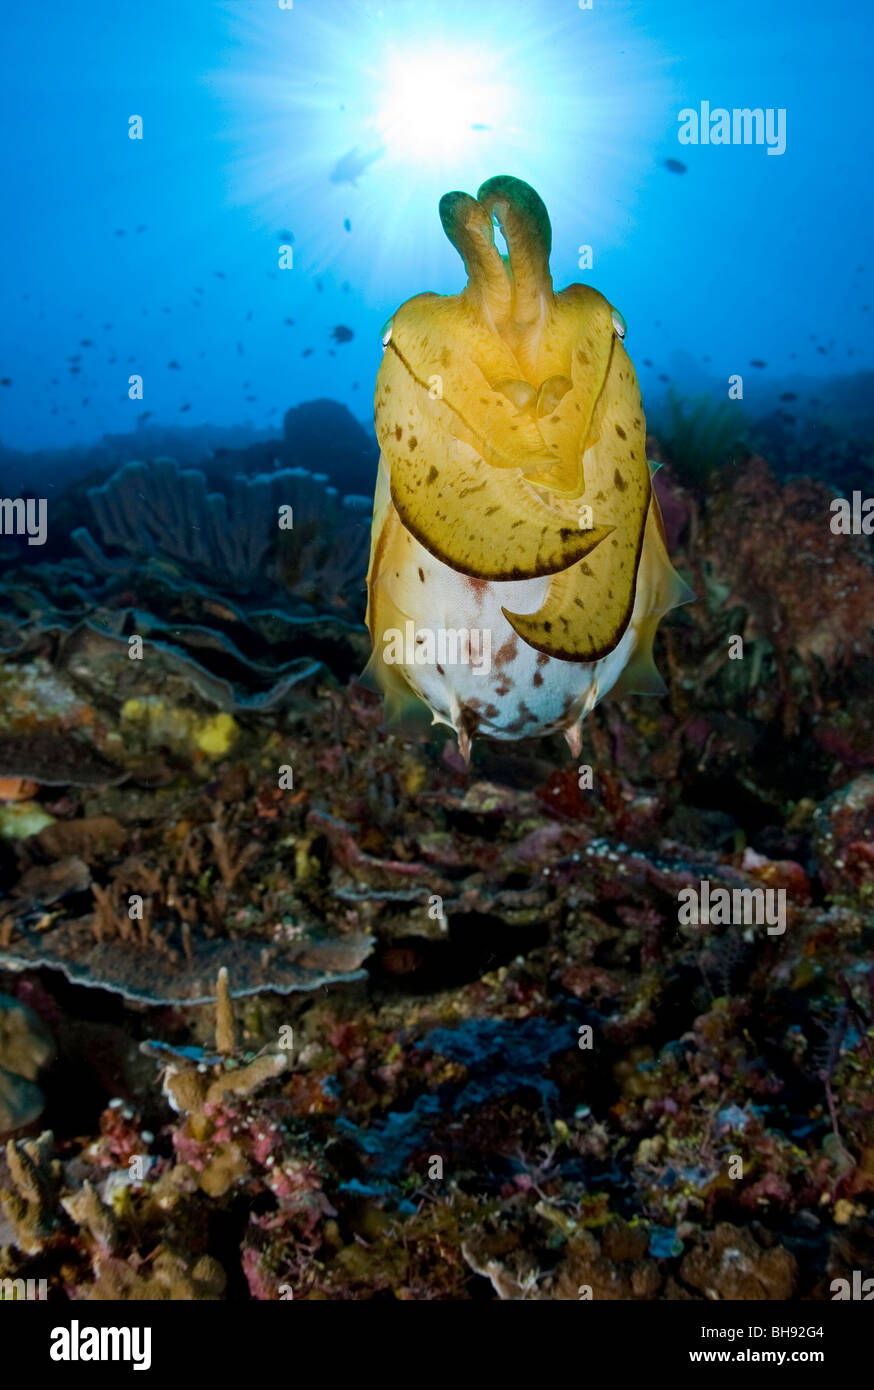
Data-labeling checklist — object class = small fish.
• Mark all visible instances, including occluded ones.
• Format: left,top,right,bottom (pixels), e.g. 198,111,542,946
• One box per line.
658,373,669,382
780,392,797,402
80,338,93,346
642,358,653,368
330,144,384,186
341,281,350,293
316,279,324,293
663,158,687,174
114,228,125,236
136,224,147,233
283,317,296,326
750,359,766,368
344,218,351,232
103,322,112,329
237,342,244,355
0,777,40,803
138,410,153,423
214,271,226,279
0,377,11,387
179,403,191,412
69,366,81,375
816,345,827,354
302,348,313,357
245,395,257,402
168,359,180,369
245,311,253,321
278,229,294,243
331,324,354,343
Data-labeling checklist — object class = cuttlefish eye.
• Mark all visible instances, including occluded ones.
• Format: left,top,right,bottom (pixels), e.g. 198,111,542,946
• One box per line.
381,318,393,350
611,307,627,341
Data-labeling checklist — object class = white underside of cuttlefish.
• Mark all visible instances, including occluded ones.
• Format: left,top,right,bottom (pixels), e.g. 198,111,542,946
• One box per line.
367,451,687,760
365,175,691,759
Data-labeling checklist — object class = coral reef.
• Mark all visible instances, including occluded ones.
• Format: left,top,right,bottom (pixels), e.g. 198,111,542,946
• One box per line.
71,455,371,607
0,438,872,1299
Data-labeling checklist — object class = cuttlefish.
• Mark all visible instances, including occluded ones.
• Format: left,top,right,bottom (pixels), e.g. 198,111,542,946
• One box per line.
365,175,690,760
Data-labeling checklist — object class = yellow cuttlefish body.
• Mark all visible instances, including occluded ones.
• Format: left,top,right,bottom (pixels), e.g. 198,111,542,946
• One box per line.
365,175,691,760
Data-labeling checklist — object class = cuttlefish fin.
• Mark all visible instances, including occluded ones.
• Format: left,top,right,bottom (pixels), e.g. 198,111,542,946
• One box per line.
607,625,667,697
607,496,695,697
363,460,430,725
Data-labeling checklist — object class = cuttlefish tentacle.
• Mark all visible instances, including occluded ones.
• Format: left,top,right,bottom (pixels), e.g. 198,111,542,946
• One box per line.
439,191,512,328
477,174,553,343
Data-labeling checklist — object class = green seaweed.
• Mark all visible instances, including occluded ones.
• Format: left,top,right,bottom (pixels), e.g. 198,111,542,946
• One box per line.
655,388,748,486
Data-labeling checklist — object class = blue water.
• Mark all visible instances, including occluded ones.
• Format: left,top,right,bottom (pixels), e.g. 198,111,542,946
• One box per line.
1,0,871,457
